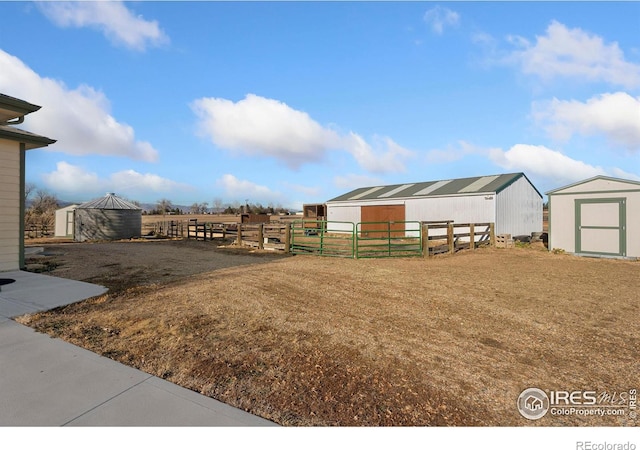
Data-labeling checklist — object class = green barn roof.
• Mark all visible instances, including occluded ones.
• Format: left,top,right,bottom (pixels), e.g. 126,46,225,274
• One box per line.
327,172,541,202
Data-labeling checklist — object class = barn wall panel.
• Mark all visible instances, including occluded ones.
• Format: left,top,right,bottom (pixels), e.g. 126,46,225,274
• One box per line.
404,195,494,225
496,176,542,236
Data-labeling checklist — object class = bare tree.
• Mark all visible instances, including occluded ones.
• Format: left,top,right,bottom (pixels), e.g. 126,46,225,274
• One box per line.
212,197,223,214
24,182,36,204
156,198,173,216
25,188,59,229
189,202,210,214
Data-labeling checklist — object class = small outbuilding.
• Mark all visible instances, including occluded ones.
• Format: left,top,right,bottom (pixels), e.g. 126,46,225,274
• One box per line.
74,193,142,242
326,172,542,237
54,204,79,238
546,176,640,259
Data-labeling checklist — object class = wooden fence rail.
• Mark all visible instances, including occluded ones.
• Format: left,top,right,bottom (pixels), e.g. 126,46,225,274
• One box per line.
24,223,52,239
422,222,494,256
149,218,496,257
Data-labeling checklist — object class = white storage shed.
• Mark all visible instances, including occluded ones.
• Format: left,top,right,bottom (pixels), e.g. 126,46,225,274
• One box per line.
546,176,640,259
54,204,79,238
326,172,542,237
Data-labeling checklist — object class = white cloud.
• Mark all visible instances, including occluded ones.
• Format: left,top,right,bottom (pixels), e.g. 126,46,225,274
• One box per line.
42,161,100,192
425,140,481,163
0,49,158,162
37,1,168,51
507,21,640,88
192,94,337,168
333,173,384,190
42,162,189,197
109,169,189,192
281,182,322,198
191,94,413,173
423,6,460,35
343,133,413,173
488,144,631,185
216,174,283,204
532,92,640,151
609,167,640,182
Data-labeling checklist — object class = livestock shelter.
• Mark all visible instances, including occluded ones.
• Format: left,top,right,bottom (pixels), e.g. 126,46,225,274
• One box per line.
74,193,142,242
0,93,55,271
326,172,542,237
546,176,640,259
54,204,79,238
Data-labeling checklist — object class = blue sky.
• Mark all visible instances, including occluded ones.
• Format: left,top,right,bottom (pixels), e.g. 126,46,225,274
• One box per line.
1,1,639,209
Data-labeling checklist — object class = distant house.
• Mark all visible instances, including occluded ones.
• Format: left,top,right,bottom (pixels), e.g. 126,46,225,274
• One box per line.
326,172,543,237
546,175,640,259
0,93,55,271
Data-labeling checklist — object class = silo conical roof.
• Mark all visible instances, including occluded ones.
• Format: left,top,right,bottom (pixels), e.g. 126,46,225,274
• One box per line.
77,193,141,210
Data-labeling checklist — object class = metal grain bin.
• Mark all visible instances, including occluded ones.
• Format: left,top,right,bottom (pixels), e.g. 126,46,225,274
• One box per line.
74,193,142,242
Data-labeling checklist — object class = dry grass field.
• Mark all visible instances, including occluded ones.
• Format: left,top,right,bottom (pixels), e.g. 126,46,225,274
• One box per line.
19,241,639,426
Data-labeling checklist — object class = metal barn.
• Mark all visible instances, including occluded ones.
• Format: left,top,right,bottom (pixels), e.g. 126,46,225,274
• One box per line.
326,172,542,237
74,193,141,242
546,176,640,259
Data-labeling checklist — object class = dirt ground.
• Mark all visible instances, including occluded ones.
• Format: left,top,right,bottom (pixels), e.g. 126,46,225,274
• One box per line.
18,240,639,426
24,239,287,292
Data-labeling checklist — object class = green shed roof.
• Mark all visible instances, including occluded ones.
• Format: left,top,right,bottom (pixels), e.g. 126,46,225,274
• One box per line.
327,172,541,202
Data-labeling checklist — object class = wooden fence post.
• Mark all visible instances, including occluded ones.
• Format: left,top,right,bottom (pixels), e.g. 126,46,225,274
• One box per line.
448,222,455,254
284,223,291,254
422,223,430,258
258,223,264,250
469,223,475,250
489,222,496,247
237,224,242,246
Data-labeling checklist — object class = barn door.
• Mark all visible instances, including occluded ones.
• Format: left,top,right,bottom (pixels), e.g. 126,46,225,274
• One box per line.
575,198,626,257
360,204,405,238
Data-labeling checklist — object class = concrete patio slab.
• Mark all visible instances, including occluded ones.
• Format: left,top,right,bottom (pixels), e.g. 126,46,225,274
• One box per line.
0,270,276,426
0,320,275,426
0,270,107,319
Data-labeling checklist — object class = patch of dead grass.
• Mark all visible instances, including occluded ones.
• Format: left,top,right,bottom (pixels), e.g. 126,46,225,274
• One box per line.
18,246,639,426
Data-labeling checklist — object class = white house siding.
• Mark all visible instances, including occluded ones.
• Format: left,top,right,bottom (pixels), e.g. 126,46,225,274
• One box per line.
0,139,21,271
548,178,640,258
495,176,543,236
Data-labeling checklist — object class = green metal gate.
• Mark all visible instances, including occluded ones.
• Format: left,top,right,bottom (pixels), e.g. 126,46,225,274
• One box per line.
355,221,422,258
290,220,355,257
290,220,423,258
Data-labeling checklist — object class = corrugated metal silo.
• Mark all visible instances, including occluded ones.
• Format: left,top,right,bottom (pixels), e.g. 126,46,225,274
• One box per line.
74,193,142,242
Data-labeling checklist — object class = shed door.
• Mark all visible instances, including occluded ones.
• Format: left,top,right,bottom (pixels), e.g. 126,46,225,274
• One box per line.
575,198,626,257
360,204,405,238
66,211,75,237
